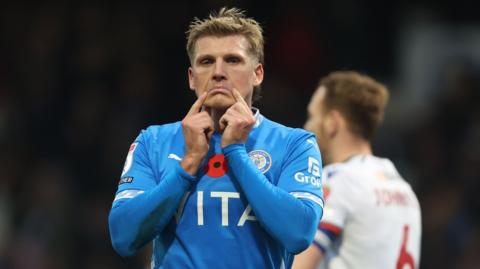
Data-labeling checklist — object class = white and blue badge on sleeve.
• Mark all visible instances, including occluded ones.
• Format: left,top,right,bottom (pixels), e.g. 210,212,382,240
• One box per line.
121,142,138,176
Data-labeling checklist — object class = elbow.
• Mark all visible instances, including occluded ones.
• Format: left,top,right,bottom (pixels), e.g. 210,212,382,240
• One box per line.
111,235,136,258
283,218,317,254
284,222,317,254
108,208,137,258
285,234,313,254
285,203,322,254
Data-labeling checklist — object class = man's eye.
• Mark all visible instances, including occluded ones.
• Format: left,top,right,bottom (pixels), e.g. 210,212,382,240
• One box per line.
226,57,241,63
200,58,213,65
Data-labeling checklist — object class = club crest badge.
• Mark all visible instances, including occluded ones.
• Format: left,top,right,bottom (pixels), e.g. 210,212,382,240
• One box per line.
248,150,272,174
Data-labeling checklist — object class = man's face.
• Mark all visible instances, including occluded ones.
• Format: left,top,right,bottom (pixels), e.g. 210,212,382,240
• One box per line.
188,35,264,110
305,86,332,163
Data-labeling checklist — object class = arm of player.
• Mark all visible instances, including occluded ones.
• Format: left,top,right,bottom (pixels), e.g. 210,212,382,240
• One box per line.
292,222,343,268
292,244,325,269
109,93,211,257
294,165,352,268
108,133,196,257
223,131,324,254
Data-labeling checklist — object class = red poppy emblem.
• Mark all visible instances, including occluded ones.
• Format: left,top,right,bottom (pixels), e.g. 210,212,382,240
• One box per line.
204,154,228,178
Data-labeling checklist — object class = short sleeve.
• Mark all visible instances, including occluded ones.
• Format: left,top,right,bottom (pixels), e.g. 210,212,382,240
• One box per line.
313,167,357,251
319,168,355,229
276,129,324,209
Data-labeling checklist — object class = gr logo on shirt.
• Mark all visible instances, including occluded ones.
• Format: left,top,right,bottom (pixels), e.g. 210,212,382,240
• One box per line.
294,157,321,187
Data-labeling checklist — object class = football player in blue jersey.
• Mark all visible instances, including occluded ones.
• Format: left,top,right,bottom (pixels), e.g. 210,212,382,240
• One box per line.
108,7,324,269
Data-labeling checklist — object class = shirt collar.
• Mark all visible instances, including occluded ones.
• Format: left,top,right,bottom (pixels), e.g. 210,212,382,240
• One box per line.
251,107,263,128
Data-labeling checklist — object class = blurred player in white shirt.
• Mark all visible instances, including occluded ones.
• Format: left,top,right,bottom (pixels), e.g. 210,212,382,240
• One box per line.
293,71,421,269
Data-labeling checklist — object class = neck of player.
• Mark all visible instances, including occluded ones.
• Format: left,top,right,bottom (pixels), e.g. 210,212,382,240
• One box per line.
209,107,228,132
330,134,372,164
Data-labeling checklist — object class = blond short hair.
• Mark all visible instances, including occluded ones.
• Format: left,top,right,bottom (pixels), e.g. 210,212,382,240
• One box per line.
186,7,264,64
319,71,390,140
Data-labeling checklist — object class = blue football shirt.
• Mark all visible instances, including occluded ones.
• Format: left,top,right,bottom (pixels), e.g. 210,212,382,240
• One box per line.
111,111,323,268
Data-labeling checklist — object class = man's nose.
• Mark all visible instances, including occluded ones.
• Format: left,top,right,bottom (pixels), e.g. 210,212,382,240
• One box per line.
212,60,227,81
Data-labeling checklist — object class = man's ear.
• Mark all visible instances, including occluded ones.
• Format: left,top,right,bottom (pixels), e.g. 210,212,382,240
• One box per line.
326,110,343,138
253,63,264,86
188,67,195,90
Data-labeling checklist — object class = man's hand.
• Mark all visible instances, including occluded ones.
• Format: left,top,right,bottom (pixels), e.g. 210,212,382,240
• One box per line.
219,89,256,148
181,92,214,176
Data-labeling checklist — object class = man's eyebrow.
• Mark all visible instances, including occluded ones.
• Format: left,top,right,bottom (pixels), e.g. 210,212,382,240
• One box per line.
196,54,213,60
224,53,243,57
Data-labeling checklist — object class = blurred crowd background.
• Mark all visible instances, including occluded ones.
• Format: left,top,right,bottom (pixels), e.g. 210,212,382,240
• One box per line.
1,1,479,268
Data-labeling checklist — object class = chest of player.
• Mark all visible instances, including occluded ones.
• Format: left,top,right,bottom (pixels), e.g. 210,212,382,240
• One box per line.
176,150,277,227
160,136,281,228
173,176,255,228
156,131,281,183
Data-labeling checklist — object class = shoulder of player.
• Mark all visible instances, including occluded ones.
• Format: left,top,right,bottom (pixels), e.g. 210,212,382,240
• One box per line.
364,155,411,184
259,116,316,145
258,116,289,131
139,121,183,142
325,156,412,187
322,162,359,184
128,122,183,154
323,163,345,178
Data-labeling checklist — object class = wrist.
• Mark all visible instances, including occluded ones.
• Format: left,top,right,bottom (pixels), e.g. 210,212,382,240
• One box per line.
222,143,245,153
221,139,244,148
180,154,203,176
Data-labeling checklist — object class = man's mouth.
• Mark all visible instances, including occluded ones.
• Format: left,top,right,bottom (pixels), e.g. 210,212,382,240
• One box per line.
208,87,231,94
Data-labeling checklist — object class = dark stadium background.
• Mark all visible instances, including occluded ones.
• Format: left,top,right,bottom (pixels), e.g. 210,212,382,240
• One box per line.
1,1,479,268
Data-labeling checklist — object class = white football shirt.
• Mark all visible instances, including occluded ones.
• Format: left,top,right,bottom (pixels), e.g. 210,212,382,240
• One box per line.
315,155,421,269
